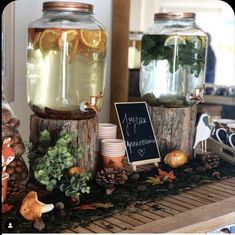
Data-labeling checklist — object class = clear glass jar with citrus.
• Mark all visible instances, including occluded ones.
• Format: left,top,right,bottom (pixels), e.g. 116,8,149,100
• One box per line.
27,1,107,119
140,13,208,108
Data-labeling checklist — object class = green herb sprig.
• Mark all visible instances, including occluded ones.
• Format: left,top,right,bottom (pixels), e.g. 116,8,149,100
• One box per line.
141,34,207,77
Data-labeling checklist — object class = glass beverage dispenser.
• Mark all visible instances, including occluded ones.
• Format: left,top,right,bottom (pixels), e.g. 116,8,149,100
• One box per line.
27,1,107,119
140,12,208,108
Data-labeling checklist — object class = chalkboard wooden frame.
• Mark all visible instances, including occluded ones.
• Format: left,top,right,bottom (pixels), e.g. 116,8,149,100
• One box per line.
115,102,161,171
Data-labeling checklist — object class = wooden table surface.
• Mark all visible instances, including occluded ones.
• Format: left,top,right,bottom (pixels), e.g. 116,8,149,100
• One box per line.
60,162,235,233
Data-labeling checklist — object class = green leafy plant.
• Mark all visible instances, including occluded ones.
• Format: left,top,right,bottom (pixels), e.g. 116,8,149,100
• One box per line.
141,34,207,77
60,173,91,200
28,130,91,201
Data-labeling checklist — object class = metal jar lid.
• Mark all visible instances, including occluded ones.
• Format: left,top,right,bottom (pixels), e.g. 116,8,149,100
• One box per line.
154,12,196,20
43,1,94,13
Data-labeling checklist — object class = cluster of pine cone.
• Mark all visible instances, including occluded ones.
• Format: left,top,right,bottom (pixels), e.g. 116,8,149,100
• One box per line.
2,95,29,199
96,167,128,194
197,152,220,170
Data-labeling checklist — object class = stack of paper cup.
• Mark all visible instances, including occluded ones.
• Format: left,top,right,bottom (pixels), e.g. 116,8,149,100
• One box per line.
101,139,125,168
98,123,117,139
97,123,117,151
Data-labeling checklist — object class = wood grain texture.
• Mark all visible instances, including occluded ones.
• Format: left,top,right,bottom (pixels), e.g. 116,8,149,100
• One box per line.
30,114,98,177
170,212,235,233
149,105,197,157
121,197,235,233
110,0,130,138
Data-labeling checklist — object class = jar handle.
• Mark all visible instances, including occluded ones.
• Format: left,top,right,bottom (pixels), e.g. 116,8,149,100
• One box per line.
215,128,227,144
229,133,235,148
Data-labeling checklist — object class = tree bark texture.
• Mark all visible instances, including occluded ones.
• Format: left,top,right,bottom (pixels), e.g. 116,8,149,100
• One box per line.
148,106,197,158
30,114,98,177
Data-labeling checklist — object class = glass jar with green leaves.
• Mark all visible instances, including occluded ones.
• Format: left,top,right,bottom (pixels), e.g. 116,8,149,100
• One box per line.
140,12,208,108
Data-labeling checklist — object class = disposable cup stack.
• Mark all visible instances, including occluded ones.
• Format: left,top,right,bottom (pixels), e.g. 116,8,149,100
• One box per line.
101,139,125,157
97,123,117,151
100,139,126,168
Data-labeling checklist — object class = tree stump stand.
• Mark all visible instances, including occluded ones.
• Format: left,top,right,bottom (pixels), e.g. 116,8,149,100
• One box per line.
148,106,197,158
29,114,98,177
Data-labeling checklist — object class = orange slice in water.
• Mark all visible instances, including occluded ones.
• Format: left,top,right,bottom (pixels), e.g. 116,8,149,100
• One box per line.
65,29,78,42
28,28,36,43
80,29,101,48
33,31,42,49
68,38,79,64
58,29,79,47
57,29,79,63
39,29,61,53
97,30,107,53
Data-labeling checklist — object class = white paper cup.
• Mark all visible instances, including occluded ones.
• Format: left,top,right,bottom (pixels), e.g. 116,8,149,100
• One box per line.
97,123,117,151
101,139,125,156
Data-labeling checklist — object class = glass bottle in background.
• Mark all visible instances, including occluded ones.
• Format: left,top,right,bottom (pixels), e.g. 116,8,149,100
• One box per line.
128,31,142,69
27,1,107,119
140,12,208,108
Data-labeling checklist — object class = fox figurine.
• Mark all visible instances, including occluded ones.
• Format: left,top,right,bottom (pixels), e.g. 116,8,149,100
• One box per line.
2,138,15,172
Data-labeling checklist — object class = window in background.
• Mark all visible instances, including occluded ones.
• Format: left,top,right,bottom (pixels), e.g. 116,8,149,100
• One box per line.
130,0,235,87
159,0,235,86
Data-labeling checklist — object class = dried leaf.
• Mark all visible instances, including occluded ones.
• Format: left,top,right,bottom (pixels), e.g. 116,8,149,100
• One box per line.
158,169,176,182
2,203,13,213
77,204,96,210
145,176,162,185
93,203,114,209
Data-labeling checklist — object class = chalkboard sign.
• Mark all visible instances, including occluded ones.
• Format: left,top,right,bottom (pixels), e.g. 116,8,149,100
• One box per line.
115,102,161,168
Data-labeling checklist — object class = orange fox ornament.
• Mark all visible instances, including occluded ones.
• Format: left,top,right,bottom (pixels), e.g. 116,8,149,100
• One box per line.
2,137,15,172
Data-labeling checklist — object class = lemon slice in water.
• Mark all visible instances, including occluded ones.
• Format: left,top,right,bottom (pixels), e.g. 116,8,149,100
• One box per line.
164,36,186,46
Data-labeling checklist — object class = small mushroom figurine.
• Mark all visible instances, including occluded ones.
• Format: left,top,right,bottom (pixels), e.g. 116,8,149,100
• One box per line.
20,191,54,231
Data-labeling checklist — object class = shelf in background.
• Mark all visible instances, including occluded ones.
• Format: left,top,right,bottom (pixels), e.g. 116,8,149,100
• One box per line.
204,95,235,106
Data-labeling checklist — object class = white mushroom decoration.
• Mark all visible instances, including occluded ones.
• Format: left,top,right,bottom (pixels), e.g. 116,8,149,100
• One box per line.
20,191,54,231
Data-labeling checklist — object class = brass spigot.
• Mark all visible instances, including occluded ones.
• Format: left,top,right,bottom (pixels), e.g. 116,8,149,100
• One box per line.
80,92,103,114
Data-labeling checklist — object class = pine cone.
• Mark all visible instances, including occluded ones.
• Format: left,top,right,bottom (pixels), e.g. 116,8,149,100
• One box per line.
7,179,26,200
197,152,220,170
96,168,116,189
114,168,128,185
96,167,128,189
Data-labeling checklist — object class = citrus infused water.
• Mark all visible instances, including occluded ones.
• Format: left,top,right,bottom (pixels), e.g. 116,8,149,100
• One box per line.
140,34,207,108
27,27,107,119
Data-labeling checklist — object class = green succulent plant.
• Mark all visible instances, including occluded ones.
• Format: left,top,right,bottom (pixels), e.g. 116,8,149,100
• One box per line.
60,173,91,200
28,130,91,201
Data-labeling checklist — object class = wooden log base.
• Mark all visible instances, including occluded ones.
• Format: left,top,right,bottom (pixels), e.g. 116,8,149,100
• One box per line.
149,105,197,158
29,114,98,177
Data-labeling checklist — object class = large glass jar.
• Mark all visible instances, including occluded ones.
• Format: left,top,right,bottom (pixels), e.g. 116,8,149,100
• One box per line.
27,1,107,119
140,12,208,108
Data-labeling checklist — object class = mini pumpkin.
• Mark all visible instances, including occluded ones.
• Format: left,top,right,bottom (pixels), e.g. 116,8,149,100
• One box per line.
164,150,188,168
67,166,84,177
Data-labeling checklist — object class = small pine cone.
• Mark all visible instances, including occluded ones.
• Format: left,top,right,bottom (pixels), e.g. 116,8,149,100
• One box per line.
96,168,116,189
198,153,220,170
114,168,128,185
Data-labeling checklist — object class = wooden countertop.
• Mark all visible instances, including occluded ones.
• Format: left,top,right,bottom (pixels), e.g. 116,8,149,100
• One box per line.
61,163,235,233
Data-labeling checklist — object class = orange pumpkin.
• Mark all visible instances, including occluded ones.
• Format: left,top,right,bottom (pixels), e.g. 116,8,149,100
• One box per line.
67,166,84,177
164,150,188,168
